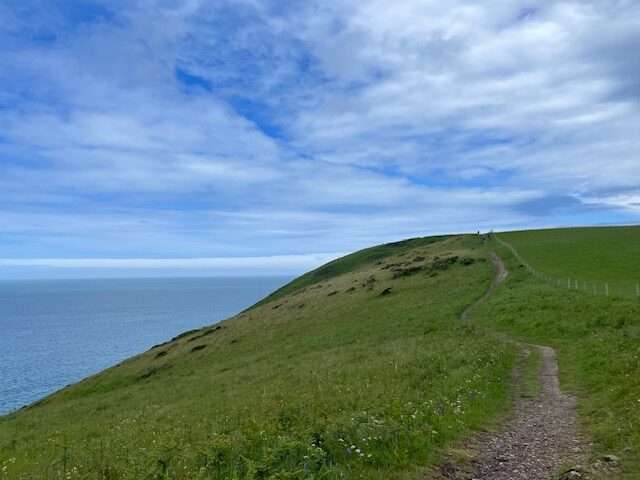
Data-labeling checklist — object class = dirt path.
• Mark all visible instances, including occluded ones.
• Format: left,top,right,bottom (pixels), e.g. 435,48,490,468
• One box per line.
469,344,588,480
439,252,589,480
460,253,508,321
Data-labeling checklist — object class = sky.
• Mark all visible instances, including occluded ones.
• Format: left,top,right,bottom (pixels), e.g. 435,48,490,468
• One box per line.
0,0,639,278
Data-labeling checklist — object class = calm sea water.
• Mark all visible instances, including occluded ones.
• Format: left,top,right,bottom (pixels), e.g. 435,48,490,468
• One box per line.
0,276,289,415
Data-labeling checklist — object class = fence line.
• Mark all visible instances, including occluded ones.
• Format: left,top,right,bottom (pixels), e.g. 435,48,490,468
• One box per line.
492,233,639,300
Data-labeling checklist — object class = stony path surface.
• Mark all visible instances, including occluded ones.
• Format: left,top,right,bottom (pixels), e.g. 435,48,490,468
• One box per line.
469,344,588,480
436,252,589,480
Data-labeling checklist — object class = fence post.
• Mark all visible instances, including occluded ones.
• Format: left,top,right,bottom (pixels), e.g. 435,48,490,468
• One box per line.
636,282,639,299
605,282,609,296
574,279,579,290
567,278,571,289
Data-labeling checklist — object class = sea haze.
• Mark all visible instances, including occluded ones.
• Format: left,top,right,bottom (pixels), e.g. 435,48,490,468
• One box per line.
0,276,289,415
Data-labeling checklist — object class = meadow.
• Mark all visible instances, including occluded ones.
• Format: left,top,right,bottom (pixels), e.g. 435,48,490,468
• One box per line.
0,236,516,479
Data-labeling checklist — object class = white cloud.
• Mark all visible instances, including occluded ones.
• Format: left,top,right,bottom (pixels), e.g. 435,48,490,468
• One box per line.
578,193,640,213
0,253,344,270
287,0,640,195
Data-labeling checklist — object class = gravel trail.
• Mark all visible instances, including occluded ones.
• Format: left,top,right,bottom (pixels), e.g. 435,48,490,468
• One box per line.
436,252,589,480
469,344,588,479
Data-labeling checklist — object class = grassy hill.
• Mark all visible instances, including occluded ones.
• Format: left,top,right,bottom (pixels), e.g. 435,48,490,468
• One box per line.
254,236,449,307
0,235,516,479
3,226,640,479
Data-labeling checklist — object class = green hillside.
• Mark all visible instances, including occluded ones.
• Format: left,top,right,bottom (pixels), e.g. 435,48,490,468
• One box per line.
0,235,516,479
3,227,640,479
499,226,640,297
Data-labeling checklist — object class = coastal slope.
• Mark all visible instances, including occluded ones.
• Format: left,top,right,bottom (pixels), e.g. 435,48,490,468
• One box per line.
0,235,516,479
3,226,640,479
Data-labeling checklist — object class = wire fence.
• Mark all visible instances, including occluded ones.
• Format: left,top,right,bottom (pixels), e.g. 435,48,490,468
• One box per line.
492,233,640,300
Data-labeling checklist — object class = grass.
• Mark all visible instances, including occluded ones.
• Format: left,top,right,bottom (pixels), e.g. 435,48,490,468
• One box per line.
499,226,640,298
0,235,516,479
475,234,640,478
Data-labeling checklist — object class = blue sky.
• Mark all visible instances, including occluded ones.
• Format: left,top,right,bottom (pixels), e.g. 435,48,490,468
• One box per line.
1,0,639,278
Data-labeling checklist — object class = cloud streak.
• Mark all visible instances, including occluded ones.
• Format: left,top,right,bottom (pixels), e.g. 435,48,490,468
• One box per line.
0,253,344,270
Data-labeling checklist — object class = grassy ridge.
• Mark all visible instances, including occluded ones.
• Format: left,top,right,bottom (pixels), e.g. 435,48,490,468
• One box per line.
500,226,640,297
0,236,515,479
476,237,640,478
255,236,449,307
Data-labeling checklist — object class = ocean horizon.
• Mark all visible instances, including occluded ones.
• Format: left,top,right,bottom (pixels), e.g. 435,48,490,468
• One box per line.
0,276,290,415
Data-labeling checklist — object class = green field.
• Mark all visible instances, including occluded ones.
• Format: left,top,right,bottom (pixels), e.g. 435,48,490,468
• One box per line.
499,226,640,298
3,226,640,479
0,236,516,479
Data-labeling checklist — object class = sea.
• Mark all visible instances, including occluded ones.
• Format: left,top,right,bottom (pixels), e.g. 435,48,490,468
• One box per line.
0,276,289,415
